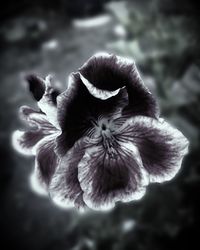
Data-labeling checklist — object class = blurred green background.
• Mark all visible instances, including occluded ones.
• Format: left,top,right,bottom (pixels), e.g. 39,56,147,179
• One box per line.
1,0,200,249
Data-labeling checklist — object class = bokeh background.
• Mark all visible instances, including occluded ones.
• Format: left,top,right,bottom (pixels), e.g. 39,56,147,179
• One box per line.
1,0,200,249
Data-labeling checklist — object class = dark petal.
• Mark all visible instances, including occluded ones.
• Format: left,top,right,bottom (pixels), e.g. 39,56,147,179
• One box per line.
49,138,88,209
79,53,159,118
78,141,148,210
12,130,45,155
35,135,59,186
51,89,60,105
26,74,45,101
123,74,159,118
56,73,128,156
117,116,189,183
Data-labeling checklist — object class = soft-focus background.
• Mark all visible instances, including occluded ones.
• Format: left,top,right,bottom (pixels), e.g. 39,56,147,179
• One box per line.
1,0,200,249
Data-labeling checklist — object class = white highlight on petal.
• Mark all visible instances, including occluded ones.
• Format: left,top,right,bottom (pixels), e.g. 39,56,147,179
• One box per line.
29,171,48,196
39,102,58,129
79,73,121,100
66,73,74,89
73,14,111,29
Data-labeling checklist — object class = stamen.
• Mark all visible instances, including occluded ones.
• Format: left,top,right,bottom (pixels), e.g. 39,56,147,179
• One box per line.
87,116,119,153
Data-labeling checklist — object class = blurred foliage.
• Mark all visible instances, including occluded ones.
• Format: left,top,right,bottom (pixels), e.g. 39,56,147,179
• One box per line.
107,0,200,148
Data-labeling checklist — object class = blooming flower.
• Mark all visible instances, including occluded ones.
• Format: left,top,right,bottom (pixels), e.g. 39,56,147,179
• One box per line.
12,52,189,211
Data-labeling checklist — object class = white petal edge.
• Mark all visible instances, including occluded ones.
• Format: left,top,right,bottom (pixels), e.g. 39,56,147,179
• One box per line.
79,73,122,100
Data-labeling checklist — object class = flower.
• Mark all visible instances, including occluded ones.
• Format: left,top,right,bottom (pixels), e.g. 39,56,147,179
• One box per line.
12,52,189,211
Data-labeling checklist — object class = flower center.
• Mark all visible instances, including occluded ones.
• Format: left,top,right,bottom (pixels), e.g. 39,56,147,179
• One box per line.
93,118,118,157
102,124,107,130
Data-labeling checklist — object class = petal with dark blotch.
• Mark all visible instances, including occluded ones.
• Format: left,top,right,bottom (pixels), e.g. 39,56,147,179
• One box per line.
12,130,45,155
49,138,88,209
78,141,148,211
117,116,189,183
79,52,159,118
35,134,59,187
56,73,128,156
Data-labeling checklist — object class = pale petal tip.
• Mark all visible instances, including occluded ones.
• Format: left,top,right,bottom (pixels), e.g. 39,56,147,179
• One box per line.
29,171,48,196
49,192,74,210
93,51,111,58
11,130,33,156
79,72,121,100
44,74,54,88
83,193,115,211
